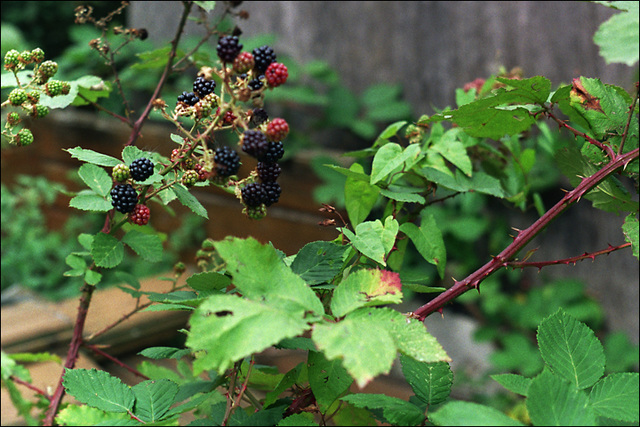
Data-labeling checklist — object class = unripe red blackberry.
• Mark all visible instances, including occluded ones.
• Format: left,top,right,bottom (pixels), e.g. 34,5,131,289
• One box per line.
16,129,34,146
110,184,138,213
129,157,154,181
233,51,254,73
216,35,243,63
241,130,269,159
214,146,241,177
129,204,151,226
252,45,276,74
256,162,281,182
265,62,288,87
266,118,289,141
241,182,267,207
112,164,130,182
8,88,28,106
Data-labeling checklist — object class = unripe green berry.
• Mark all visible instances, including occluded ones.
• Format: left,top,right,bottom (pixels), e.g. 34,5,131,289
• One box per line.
38,60,58,78
181,170,199,187
201,238,216,251
173,262,186,274
4,49,20,70
31,48,45,63
31,104,49,119
16,129,34,146
182,157,196,170
244,204,267,220
7,112,21,126
28,91,41,103
45,80,69,97
18,50,33,64
112,164,130,182
8,88,28,106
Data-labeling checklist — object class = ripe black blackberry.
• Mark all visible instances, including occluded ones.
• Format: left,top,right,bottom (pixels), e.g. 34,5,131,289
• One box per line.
241,183,267,207
177,91,199,106
111,184,138,214
214,146,241,176
249,108,268,127
252,45,276,74
130,158,155,181
217,35,243,63
193,76,216,98
247,78,263,91
259,141,285,163
262,182,281,206
257,162,281,182
241,130,269,159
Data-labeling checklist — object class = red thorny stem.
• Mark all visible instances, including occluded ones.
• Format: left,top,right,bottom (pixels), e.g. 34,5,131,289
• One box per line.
413,146,638,321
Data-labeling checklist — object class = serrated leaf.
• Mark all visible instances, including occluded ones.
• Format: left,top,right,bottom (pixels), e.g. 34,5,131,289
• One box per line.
122,230,162,263
379,186,426,204
400,214,446,279
84,269,102,285
186,271,231,291
593,1,639,66
622,214,639,259
345,163,380,227
496,76,552,104
138,347,191,360
290,241,350,285
91,233,124,268
430,400,525,426
341,393,425,426
171,184,208,219
55,405,130,427
491,373,532,397
400,356,452,405
66,147,121,167
537,308,605,389
187,294,312,375
69,191,113,212
213,237,324,315
307,351,353,413
341,217,398,266
527,369,596,425
419,167,507,198
131,379,178,423
589,372,639,422
391,317,450,364
62,368,135,413
122,146,149,165
330,269,403,318
78,163,112,197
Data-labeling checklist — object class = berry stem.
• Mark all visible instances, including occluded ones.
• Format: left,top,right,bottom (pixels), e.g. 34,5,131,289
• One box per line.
412,146,639,321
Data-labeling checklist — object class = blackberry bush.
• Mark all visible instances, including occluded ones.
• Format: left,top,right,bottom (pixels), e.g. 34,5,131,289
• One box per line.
129,158,154,181
110,184,138,214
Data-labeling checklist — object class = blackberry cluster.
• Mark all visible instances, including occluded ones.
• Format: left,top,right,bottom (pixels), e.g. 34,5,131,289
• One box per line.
193,76,216,98
252,45,276,74
214,146,241,177
241,130,268,159
217,35,243,63
177,91,199,106
111,184,138,214
130,158,154,181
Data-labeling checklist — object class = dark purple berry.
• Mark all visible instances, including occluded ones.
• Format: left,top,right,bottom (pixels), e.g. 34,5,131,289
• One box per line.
177,91,199,106
193,76,216,98
111,184,138,214
241,130,269,159
257,162,281,182
214,146,241,176
252,45,276,74
130,158,155,181
217,35,243,63
259,141,285,163
249,107,268,127
262,182,281,206
241,182,267,207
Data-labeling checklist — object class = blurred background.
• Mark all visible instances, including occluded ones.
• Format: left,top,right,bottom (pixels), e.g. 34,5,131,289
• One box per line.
1,1,638,418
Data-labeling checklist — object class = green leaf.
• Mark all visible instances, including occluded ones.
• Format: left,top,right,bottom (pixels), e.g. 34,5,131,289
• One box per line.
312,307,397,387
330,268,403,318
430,400,525,426
187,294,313,375
121,230,162,263
343,217,398,266
370,143,421,185
345,163,380,227
341,393,425,426
496,76,552,104
491,373,532,397
132,46,177,70
589,372,639,422
171,183,208,219
131,379,179,422
264,363,304,408
78,163,112,197
91,233,124,268
65,147,120,167
138,347,191,360
537,308,605,389
432,128,473,176
391,317,450,364
400,214,446,279
526,369,596,425
593,1,639,66
326,84,359,127
307,351,353,413
379,186,426,204
84,269,102,286
39,75,107,109
419,167,508,198
400,356,452,405
186,271,231,291
69,191,113,212
213,237,324,315
290,241,350,285
62,368,135,413
622,214,639,259
54,405,130,427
